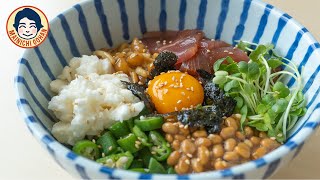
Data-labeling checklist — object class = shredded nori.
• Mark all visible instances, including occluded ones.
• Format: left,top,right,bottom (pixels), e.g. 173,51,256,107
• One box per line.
121,81,156,113
196,69,214,82
167,69,236,133
203,82,236,117
176,106,223,134
149,52,178,78
197,69,236,117
173,82,236,133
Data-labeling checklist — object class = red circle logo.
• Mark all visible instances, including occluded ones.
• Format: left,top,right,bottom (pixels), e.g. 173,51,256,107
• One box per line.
6,6,49,48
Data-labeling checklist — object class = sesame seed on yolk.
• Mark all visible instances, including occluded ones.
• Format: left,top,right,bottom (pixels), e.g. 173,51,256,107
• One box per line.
147,71,204,114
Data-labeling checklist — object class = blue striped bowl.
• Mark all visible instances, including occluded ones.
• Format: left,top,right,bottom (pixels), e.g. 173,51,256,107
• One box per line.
16,0,320,179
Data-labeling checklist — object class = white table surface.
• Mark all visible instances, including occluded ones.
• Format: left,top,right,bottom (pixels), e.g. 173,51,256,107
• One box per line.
0,0,319,179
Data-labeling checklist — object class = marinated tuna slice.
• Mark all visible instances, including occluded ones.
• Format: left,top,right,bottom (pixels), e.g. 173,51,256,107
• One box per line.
142,30,178,39
141,31,178,53
200,39,231,50
141,30,204,64
180,47,249,75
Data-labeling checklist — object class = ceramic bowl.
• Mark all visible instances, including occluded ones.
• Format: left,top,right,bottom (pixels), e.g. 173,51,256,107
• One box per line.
16,0,320,179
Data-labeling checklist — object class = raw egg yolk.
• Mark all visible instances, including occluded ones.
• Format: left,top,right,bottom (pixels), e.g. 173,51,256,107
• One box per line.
147,71,204,114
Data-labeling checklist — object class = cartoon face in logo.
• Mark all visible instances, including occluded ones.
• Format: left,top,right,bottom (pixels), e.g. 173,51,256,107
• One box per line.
13,8,43,40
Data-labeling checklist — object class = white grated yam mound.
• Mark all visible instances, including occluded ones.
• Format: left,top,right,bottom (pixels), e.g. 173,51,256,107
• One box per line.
48,56,144,145
50,55,114,94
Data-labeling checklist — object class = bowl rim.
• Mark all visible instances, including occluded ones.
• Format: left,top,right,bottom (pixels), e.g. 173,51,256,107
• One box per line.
15,0,320,178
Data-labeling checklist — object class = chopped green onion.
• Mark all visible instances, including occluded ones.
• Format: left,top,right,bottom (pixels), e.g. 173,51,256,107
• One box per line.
117,133,142,153
132,125,152,147
72,140,100,160
96,131,119,156
148,131,171,161
129,168,149,173
129,159,144,169
167,167,176,174
138,147,153,167
148,158,166,174
134,116,164,131
108,121,131,138
96,151,133,169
